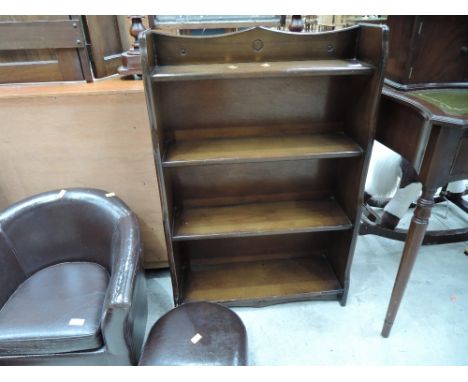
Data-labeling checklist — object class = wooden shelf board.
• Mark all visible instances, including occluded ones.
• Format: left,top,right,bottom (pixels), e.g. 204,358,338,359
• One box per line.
173,199,352,240
152,59,375,81
184,255,343,306
163,132,363,167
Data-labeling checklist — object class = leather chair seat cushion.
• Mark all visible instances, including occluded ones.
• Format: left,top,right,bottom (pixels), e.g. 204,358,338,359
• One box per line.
139,302,247,366
0,262,109,356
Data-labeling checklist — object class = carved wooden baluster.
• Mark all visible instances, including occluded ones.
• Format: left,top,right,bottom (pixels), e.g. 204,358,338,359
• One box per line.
118,15,147,78
289,15,304,32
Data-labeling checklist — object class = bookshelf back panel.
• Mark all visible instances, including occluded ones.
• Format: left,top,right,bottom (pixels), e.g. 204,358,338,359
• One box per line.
167,158,339,208
179,232,335,264
152,26,359,65
155,76,356,132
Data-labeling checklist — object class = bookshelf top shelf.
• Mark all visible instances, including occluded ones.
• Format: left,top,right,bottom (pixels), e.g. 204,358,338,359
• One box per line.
151,59,375,81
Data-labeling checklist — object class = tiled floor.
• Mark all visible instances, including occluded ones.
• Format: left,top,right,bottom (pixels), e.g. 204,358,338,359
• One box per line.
145,198,468,365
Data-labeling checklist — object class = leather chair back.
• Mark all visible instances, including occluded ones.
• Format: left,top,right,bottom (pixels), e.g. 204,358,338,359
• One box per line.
0,190,130,276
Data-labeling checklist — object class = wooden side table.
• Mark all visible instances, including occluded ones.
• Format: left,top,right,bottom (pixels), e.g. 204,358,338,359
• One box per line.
377,86,468,337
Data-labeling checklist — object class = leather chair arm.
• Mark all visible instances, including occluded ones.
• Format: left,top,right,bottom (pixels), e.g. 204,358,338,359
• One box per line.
100,213,147,364
108,214,141,307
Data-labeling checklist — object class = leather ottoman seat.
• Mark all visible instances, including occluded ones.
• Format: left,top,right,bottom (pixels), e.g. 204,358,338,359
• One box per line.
139,302,247,366
0,262,108,356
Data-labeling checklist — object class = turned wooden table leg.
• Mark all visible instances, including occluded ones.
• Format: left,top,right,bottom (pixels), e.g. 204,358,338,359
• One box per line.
381,186,436,338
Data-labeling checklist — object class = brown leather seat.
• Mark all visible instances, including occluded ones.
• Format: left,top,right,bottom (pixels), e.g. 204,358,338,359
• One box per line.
0,189,148,365
139,302,247,366
0,262,108,355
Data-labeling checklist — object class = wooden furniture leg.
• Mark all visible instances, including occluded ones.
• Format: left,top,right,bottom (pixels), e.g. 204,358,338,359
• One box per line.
446,191,468,214
381,186,436,337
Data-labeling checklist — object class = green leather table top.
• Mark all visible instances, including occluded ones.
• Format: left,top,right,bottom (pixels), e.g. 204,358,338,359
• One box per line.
410,89,468,117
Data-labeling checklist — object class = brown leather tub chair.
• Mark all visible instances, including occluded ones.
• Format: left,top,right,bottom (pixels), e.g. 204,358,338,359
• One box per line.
0,188,147,365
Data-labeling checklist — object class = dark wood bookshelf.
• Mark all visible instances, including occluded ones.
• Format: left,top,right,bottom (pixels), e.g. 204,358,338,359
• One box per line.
141,25,388,307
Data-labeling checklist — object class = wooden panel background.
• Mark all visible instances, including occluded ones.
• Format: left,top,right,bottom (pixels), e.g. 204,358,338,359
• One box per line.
0,15,88,84
0,20,84,50
0,78,167,268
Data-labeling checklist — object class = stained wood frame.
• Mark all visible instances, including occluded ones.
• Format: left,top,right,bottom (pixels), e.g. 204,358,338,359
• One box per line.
141,25,388,307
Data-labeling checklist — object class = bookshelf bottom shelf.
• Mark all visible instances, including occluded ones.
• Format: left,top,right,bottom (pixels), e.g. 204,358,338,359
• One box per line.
182,254,344,307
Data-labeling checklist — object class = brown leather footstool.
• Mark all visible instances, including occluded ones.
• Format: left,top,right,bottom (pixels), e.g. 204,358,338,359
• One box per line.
139,302,247,366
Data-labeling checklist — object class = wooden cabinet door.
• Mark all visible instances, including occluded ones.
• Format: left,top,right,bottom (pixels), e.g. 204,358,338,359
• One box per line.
385,15,468,87
0,15,91,84
83,15,125,78
409,15,468,85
